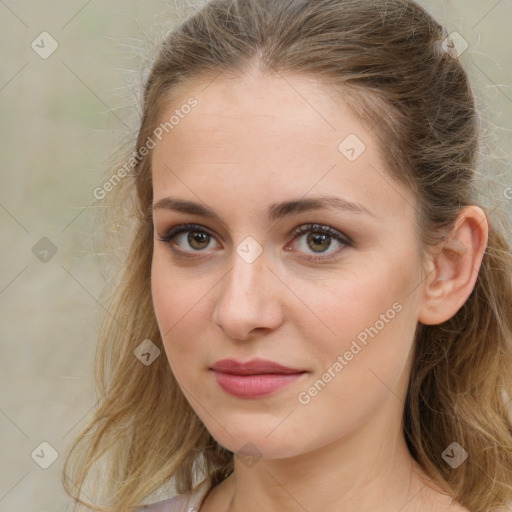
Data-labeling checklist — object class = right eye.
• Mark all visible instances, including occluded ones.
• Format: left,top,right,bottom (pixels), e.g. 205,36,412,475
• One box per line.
157,223,221,256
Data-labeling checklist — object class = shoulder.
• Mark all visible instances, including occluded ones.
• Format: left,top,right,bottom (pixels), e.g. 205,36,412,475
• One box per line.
136,496,181,512
136,479,212,512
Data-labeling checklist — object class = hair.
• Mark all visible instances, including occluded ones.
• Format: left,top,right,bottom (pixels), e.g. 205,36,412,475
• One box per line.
62,0,512,511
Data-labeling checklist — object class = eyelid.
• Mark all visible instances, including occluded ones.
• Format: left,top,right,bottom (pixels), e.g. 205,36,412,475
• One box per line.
285,223,352,262
289,223,353,246
156,223,220,256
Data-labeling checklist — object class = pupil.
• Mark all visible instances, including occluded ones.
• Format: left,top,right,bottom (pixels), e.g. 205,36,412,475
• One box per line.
308,233,331,253
189,231,209,249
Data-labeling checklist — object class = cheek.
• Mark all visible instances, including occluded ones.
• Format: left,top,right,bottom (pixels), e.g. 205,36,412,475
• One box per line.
304,264,414,344
290,279,418,448
151,254,214,368
296,259,420,390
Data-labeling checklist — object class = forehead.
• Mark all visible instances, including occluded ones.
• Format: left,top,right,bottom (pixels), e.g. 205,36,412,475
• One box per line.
157,72,358,150
150,72,415,222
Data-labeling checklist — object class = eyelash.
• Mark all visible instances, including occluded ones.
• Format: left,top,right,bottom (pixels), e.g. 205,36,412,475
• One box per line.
156,223,352,262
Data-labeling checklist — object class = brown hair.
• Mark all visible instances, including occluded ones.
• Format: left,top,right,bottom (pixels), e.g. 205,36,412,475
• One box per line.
62,0,512,510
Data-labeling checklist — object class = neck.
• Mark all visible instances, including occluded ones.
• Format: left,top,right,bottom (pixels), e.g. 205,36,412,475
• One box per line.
220,400,448,512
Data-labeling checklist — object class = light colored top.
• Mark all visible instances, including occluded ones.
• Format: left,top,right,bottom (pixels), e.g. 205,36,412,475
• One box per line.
137,479,212,512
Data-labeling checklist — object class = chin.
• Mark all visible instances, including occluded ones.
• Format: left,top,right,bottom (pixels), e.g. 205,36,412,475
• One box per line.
205,420,307,461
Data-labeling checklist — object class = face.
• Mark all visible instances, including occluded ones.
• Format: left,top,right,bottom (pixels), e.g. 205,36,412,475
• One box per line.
150,71,426,460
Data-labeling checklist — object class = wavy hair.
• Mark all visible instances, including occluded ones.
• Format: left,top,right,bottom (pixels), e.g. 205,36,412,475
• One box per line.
62,0,512,510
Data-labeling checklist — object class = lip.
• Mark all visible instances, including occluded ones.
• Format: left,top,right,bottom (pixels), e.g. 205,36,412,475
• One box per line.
210,358,305,375
209,358,307,398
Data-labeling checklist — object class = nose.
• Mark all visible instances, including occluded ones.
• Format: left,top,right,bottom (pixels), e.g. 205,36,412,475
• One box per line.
212,248,284,341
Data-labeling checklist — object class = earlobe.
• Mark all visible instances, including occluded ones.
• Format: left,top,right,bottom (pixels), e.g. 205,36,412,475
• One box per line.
418,206,489,326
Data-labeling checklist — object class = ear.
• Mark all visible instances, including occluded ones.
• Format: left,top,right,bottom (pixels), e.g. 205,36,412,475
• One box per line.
418,206,489,325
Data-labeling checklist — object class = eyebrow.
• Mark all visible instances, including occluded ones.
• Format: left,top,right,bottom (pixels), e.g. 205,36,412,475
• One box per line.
152,195,375,222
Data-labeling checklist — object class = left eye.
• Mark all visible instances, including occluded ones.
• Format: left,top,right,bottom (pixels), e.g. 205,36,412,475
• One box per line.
286,223,351,261
157,222,351,261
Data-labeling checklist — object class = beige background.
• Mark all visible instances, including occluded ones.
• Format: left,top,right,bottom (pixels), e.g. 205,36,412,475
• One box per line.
0,1,511,511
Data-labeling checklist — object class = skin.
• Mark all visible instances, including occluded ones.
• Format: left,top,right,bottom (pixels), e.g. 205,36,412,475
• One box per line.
150,69,487,511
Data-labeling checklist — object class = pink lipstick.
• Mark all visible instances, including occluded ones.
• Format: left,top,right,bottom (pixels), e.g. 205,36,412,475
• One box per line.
210,358,307,398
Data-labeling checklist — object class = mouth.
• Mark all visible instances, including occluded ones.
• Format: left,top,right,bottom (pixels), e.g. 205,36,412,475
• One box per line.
209,358,307,398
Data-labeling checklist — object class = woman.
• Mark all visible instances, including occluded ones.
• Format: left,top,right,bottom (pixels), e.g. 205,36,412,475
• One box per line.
62,0,512,511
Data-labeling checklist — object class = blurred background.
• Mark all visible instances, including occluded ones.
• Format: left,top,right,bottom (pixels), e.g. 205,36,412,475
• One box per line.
0,1,511,511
